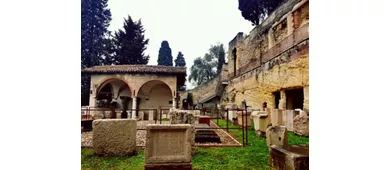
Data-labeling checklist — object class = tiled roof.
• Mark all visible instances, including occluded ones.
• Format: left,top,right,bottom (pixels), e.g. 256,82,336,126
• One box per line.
82,65,186,74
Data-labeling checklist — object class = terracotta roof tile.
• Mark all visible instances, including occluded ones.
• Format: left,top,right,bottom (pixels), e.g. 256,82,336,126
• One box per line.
82,65,186,74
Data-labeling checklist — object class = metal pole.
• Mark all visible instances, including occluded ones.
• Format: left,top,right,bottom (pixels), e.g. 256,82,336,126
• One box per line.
245,107,248,146
154,109,157,124
226,108,229,133
217,108,219,126
241,109,245,146
160,109,162,124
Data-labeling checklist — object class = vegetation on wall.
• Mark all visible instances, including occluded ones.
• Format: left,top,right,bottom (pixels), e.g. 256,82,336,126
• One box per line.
238,0,284,25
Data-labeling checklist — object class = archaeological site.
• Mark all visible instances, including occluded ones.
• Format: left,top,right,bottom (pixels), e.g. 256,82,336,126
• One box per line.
81,0,309,169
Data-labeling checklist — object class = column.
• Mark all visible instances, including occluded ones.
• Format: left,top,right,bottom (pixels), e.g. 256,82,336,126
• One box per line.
172,97,177,109
278,90,286,110
268,28,275,49
287,13,294,35
89,96,96,107
132,97,137,119
303,86,309,112
89,86,96,107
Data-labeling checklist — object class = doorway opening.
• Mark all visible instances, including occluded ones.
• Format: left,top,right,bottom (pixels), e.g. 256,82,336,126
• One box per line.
286,88,304,110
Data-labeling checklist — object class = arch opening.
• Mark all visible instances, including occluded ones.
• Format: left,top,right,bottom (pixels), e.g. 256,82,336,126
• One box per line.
95,78,132,110
137,80,173,118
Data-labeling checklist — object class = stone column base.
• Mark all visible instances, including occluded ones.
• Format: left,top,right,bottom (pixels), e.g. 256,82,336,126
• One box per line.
144,163,192,170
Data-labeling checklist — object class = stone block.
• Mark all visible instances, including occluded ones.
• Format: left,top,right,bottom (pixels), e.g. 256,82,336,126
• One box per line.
139,111,144,120
92,119,137,156
293,114,309,136
266,126,288,148
271,109,284,126
169,110,196,124
91,110,104,120
251,111,265,131
237,111,251,128
269,145,309,170
259,114,270,136
285,110,299,131
228,110,237,122
145,124,195,164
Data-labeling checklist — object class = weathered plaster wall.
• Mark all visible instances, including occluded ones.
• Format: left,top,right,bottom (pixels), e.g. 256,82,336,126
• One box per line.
138,84,173,111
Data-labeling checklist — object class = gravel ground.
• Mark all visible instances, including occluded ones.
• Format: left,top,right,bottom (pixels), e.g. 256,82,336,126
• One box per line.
81,120,240,148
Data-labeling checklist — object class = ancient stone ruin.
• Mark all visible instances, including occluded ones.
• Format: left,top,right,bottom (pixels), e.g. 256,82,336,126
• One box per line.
92,119,137,156
269,144,309,170
293,113,309,137
266,125,288,148
266,125,309,170
251,111,270,137
145,124,195,170
168,109,199,124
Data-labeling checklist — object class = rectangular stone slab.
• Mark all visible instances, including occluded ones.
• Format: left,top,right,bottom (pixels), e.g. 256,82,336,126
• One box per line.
145,124,195,164
92,119,137,156
270,145,309,170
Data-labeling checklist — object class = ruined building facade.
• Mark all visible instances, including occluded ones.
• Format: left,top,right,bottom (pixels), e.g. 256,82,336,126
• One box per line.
180,0,309,112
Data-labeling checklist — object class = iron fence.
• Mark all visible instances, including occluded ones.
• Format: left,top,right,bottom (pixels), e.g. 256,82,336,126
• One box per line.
81,106,252,146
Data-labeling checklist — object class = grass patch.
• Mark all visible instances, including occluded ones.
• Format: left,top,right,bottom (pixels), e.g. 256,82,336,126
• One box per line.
81,119,309,170
82,149,144,170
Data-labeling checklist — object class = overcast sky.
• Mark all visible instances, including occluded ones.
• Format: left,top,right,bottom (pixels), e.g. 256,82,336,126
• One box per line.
107,0,254,89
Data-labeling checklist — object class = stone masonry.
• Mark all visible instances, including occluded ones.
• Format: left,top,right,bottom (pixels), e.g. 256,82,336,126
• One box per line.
92,119,137,156
145,124,195,169
178,0,309,115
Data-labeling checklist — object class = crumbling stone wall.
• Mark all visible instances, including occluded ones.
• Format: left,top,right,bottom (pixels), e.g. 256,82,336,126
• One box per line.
181,0,310,113
223,0,309,112
179,75,220,105
224,46,309,110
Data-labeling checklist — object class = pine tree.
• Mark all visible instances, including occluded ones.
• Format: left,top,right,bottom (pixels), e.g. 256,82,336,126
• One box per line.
174,51,186,67
157,40,173,66
112,15,150,65
81,0,111,106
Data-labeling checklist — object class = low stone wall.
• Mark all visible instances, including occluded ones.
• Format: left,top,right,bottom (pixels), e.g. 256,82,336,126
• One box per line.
145,124,195,169
92,119,137,156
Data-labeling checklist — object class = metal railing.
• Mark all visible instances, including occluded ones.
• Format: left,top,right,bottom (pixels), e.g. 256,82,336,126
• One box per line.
81,107,252,146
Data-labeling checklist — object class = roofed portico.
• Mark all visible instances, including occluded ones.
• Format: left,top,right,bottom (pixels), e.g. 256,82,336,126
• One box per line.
82,65,186,119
